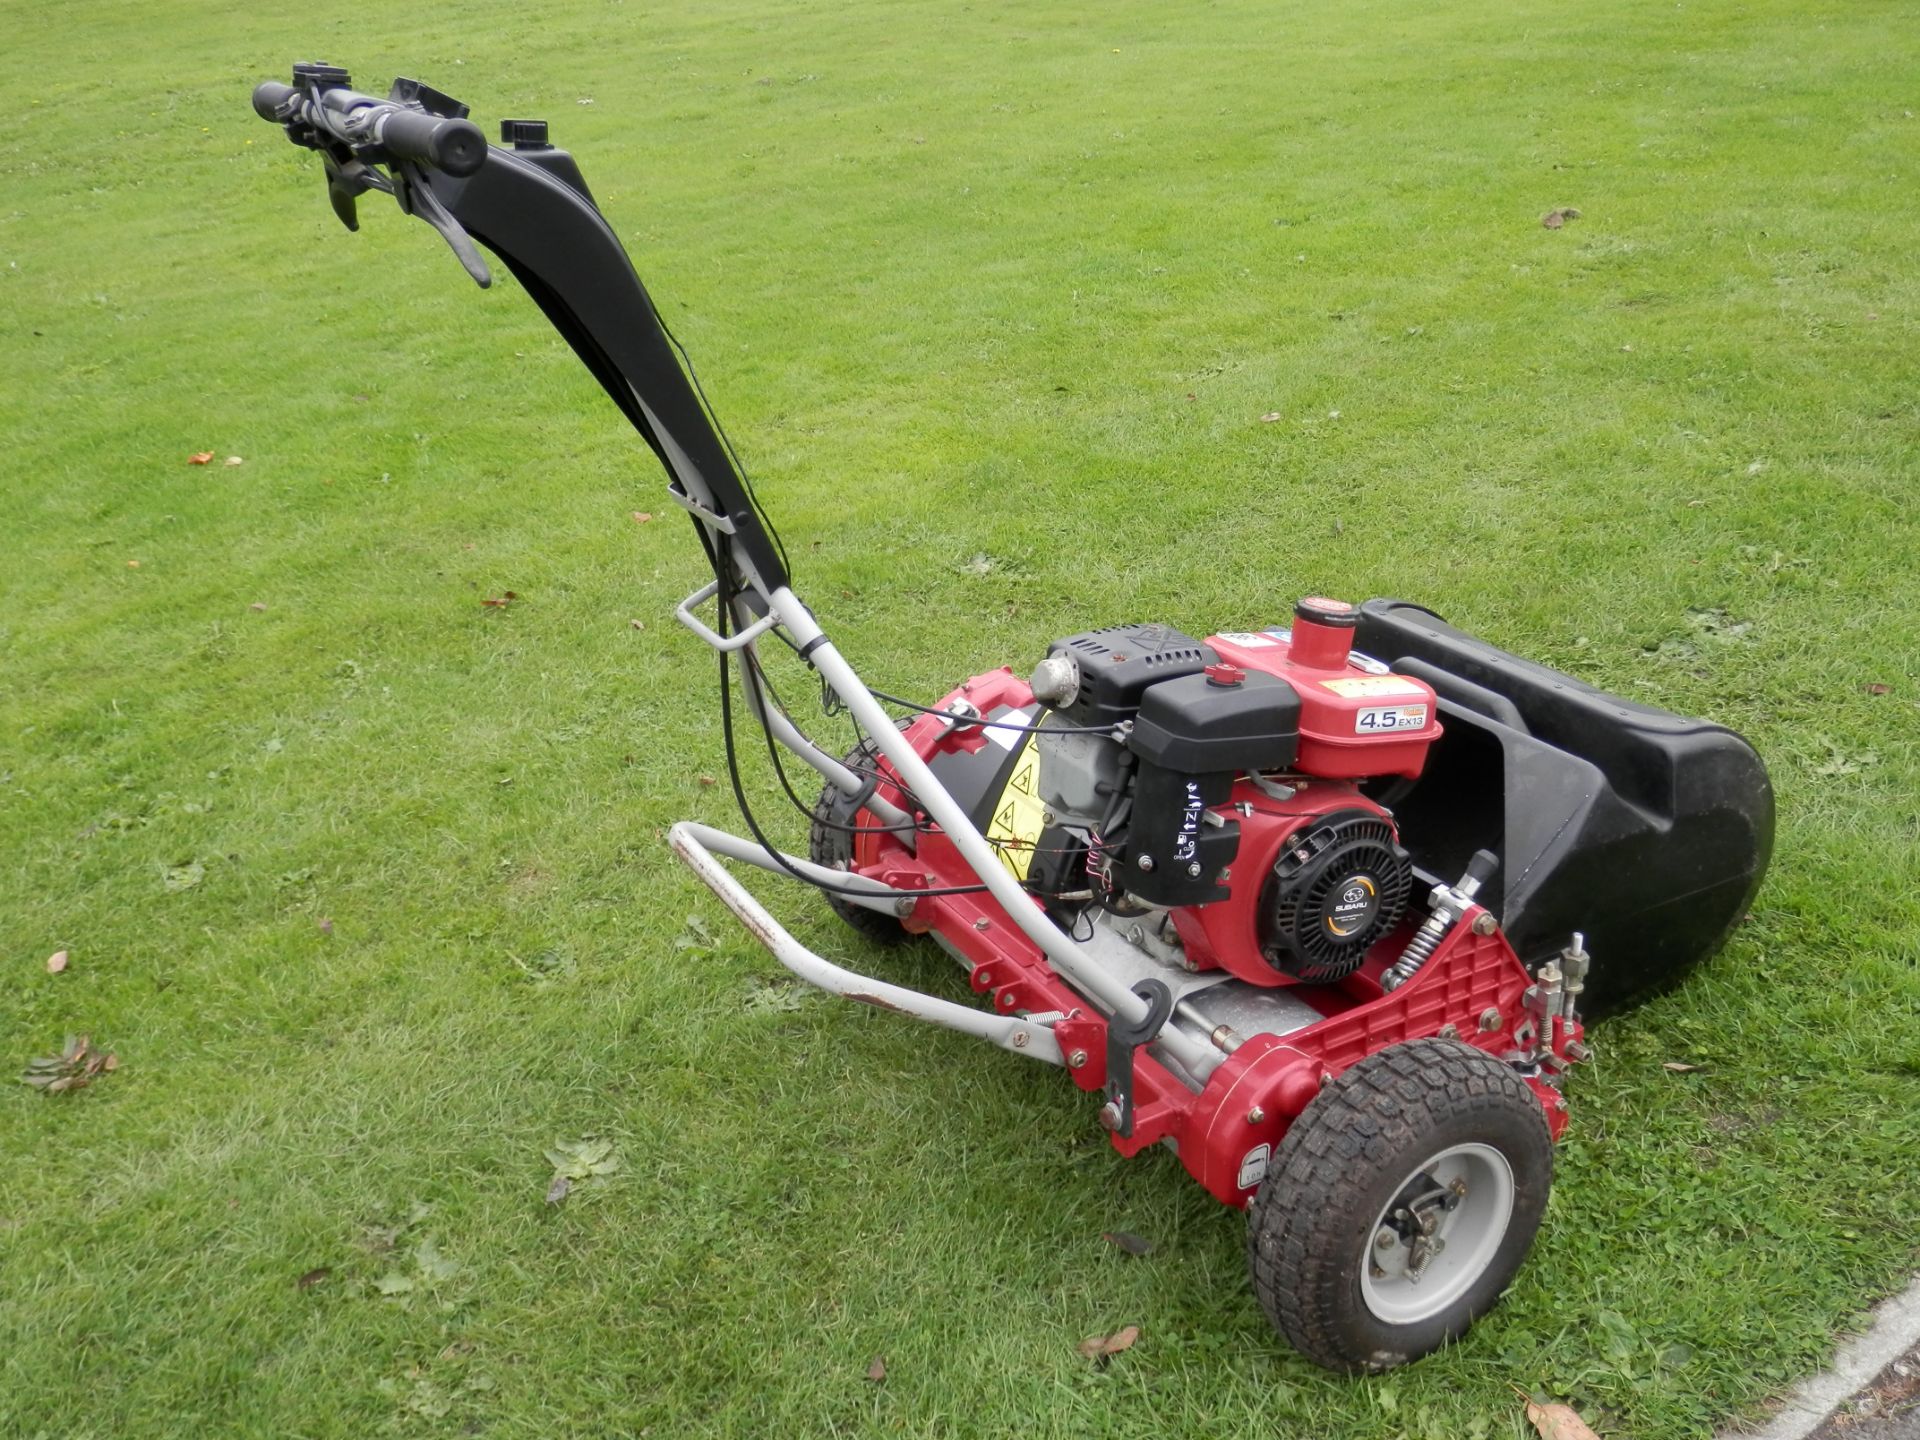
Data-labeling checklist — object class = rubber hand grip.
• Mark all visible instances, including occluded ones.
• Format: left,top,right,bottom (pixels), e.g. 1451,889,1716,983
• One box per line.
375,108,487,177
252,81,297,121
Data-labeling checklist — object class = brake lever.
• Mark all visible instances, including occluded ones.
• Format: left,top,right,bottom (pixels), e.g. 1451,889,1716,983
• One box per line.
319,150,393,233
391,162,491,288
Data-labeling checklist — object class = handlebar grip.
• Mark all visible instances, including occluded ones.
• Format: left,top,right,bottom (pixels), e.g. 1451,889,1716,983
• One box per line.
373,108,487,177
252,80,298,122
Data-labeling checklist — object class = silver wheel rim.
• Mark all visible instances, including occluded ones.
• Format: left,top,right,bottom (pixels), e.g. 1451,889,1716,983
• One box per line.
1359,1141,1516,1325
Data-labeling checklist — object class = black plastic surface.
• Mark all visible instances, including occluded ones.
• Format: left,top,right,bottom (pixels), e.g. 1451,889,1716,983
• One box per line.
1123,765,1238,906
1046,624,1216,726
1355,599,1775,1011
1128,670,1301,774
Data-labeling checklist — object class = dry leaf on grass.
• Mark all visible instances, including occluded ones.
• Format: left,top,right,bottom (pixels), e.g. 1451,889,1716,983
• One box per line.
46,950,69,975
632,511,653,524
865,1356,887,1383
224,456,244,467
1260,411,1282,423
1662,1061,1704,1073
1077,1325,1140,1359
545,1174,571,1206
481,591,520,609
249,602,268,612
1541,207,1582,229
1864,682,1892,696
1102,1230,1154,1257
21,1034,118,1093
297,1267,332,1290
1526,1398,1601,1440
188,451,214,465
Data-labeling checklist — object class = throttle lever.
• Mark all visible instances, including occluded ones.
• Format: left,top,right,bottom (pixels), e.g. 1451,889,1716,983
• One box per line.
320,152,393,232
392,163,491,288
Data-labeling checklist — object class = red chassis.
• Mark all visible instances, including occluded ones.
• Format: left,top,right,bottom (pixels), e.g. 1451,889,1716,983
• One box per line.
850,666,1583,1209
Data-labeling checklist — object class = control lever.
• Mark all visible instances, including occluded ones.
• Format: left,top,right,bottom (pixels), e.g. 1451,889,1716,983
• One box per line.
391,164,491,288
1105,978,1175,1139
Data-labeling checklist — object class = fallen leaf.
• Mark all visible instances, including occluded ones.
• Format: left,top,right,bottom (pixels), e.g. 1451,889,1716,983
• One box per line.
1541,207,1582,229
481,591,520,608
188,452,214,465
1102,1230,1154,1257
414,1236,459,1281
1526,1398,1600,1440
1077,1325,1140,1359
629,618,646,630
374,1272,415,1297
1259,411,1282,423
1662,1061,1703,1073
297,1266,332,1290
163,860,205,892
46,950,69,975
865,1355,887,1383
249,602,268,612
317,916,334,937
697,774,717,787
126,559,141,569
20,1034,117,1093
224,456,244,467
545,1174,572,1206
632,511,653,524
1864,682,1891,696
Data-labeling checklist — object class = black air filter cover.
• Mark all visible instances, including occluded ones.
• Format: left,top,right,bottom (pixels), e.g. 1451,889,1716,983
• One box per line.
1046,624,1216,726
1260,809,1411,982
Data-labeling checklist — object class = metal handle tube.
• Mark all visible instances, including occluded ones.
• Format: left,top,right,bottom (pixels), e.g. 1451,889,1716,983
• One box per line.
670,821,1062,1066
675,821,908,915
768,587,1219,1078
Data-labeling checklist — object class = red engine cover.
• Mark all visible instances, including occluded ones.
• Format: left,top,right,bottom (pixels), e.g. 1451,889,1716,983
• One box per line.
1170,779,1398,987
1206,616,1441,780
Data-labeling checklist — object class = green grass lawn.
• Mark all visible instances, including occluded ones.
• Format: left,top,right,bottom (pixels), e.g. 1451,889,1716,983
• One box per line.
3,0,1917,1435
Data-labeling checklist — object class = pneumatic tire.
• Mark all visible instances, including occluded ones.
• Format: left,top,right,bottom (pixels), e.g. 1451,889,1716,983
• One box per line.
1246,1038,1553,1373
808,736,911,945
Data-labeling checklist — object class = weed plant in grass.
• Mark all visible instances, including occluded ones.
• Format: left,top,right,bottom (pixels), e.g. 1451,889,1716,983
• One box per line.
2,0,1916,1437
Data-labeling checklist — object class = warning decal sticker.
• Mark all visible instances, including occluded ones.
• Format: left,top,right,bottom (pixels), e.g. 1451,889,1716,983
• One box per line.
985,740,1047,880
1320,675,1425,698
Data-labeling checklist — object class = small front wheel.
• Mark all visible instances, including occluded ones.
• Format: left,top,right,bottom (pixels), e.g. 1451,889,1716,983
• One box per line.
808,735,912,945
1246,1038,1553,1372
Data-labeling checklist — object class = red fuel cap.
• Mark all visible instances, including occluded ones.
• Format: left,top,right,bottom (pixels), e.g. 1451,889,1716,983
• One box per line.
1205,662,1245,687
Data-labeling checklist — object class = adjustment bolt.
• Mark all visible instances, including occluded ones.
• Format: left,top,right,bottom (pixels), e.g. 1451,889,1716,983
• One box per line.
1478,1007,1503,1032
1472,912,1499,936
1098,1101,1122,1131
1067,1049,1088,1068
1137,854,1155,872
1246,1105,1266,1125
1375,1229,1397,1251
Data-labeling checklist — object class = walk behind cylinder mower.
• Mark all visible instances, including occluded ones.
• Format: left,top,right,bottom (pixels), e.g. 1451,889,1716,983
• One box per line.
250,66,1774,1371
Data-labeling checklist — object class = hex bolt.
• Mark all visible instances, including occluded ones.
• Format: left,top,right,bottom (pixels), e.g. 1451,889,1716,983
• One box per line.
1067,1049,1088,1068
1375,1229,1397,1251
1012,1030,1029,1048
1478,1007,1503,1032
1186,861,1203,878
1137,853,1155,872
1246,1105,1266,1125
1438,1023,1460,1040
973,916,991,931
1472,912,1498,935
1098,1101,1122,1131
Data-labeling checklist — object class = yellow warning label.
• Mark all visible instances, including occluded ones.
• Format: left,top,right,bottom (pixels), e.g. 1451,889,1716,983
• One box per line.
1320,675,1425,698
985,741,1047,880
